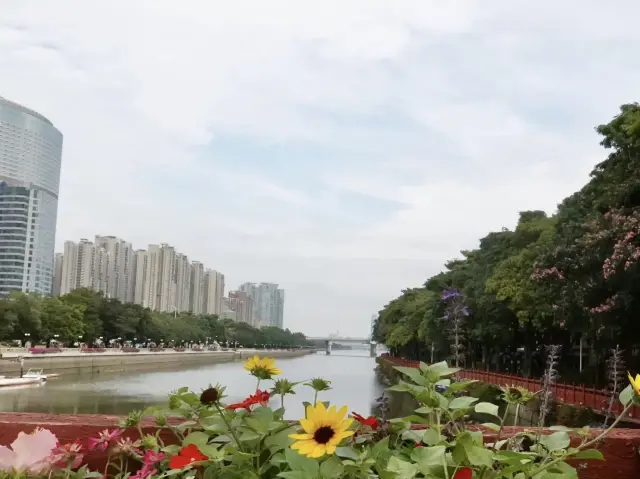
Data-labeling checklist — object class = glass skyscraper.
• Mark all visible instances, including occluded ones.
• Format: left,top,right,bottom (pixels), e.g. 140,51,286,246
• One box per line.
0,96,63,296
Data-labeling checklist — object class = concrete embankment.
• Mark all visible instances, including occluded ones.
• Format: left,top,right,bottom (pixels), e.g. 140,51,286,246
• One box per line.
0,349,314,375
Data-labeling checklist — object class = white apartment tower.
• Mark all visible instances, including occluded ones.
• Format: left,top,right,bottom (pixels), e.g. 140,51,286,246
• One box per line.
145,244,177,312
94,235,133,302
174,253,191,313
203,269,224,315
52,253,64,296
132,249,149,306
189,261,205,314
59,239,112,296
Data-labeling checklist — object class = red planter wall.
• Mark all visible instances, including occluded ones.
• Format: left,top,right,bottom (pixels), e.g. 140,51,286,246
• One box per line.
0,413,638,478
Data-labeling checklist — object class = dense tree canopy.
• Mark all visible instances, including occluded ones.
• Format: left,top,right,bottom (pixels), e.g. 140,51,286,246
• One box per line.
373,103,640,386
0,288,309,348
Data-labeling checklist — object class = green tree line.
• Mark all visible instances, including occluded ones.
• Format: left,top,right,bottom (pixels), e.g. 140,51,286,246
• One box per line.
0,288,310,347
373,103,640,386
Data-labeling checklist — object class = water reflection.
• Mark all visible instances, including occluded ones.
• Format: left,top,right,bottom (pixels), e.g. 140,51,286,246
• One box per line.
0,351,385,419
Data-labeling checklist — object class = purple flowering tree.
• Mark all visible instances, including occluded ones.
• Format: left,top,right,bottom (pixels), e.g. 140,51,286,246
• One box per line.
442,288,470,367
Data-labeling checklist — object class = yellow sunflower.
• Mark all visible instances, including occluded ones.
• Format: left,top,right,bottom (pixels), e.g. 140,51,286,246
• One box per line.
289,402,354,458
243,355,282,379
629,372,640,396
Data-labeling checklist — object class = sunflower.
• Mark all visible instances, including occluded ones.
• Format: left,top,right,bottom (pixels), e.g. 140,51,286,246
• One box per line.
629,372,640,396
243,355,282,379
289,403,354,458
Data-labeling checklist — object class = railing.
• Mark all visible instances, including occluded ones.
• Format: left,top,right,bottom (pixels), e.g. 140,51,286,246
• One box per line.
380,354,640,421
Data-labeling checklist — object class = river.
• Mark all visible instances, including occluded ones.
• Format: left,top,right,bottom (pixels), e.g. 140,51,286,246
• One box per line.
0,351,386,419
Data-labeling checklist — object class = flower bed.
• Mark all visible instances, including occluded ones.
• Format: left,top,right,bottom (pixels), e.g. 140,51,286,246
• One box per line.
28,347,62,354
120,347,140,353
149,347,164,352
173,347,185,352
80,348,106,353
191,346,203,352
0,356,638,478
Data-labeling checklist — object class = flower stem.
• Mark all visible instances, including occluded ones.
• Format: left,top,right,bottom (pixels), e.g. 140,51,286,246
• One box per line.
215,403,244,452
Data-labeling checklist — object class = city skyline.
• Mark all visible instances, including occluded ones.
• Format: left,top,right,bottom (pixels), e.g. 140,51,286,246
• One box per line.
3,2,637,337
55,234,286,329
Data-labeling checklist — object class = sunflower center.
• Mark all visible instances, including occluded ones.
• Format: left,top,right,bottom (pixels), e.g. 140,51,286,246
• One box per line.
313,426,335,444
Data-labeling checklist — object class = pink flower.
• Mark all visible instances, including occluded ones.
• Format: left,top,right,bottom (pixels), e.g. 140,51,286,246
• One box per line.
88,429,122,452
49,442,84,469
131,450,165,479
0,428,59,474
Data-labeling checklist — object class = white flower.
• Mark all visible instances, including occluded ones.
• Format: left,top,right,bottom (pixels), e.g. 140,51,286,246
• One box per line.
0,428,59,474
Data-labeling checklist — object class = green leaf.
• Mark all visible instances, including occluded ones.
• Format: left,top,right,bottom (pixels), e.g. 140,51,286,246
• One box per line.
386,456,418,479
481,422,501,432
410,445,446,465
474,402,500,418
414,405,433,414
429,361,461,378
449,396,478,410
540,431,571,451
371,436,390,458
183,431,210,447
570,449,604,460
620,384,634,406
285,448,320,476
277,472,311,479
320,456,344,478
421,428,441,446
394,366,428,385
387,381,413,393
447,380,478,393
402,430,424,442
454,432,495,467
403,415,431,424
335,447,359,460
239,430,262,441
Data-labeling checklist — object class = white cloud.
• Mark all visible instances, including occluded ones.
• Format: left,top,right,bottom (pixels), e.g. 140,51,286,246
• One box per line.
1,0,639,335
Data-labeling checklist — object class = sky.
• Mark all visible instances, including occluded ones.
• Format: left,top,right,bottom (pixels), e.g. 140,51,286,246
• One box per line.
1,1,639,337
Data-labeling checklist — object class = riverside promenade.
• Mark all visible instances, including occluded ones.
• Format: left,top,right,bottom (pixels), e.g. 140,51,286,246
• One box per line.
0,347,313,375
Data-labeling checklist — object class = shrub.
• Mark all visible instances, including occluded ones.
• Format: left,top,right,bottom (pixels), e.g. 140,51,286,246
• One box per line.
120,347,140,353
80,347,106,353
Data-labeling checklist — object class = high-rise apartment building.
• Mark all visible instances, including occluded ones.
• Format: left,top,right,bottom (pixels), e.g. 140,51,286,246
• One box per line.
132,249,148,306
59,238,112,295
0,97,63,296
145,244,177,312
94,235,133,302
239,282,285,328
239,282,259,325
189,261,205,314
52,252,64,296
228,290,253,324
174,253,191,313
275,289,285,329
203,269,224,315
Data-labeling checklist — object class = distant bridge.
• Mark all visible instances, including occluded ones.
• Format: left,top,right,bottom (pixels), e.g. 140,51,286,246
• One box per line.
307,336,377,357
307,336,372,344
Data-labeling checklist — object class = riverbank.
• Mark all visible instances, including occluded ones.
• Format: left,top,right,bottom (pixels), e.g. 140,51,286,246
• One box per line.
0,349,314,375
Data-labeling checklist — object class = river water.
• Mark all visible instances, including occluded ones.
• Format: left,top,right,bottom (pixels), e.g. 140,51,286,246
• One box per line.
0,351,386,419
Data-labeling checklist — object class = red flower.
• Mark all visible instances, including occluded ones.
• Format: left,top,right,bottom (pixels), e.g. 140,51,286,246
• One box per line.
49,442,84,469
168,444,208,470
226,389,271,411
454,467,473,479
414,442,423,448
88,429,122,451
351,412,380,430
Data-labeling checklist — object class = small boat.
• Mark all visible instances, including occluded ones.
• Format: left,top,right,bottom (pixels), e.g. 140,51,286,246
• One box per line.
0,375,44,387
21,368,50,381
